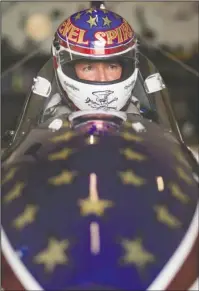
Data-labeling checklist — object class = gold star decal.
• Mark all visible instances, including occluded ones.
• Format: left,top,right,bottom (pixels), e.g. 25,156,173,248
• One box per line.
85,8,95,14
123,121,133,128
176,167,193,185
87,15,97,28
13,204,39,230
102,16,112,27
34,238,69,272
174,151,190,168
50,131,76,143
79,197,113,216
4,182,25,204
118,170,146,186
48,170,77,186
154,205,182,228
168,182,190,204
120,132,143,142
120,148,147,161
78,173,113,216
62,121,70,128
74,12,82,20
1,167,18,185
120,237,155,270
48,148,74,161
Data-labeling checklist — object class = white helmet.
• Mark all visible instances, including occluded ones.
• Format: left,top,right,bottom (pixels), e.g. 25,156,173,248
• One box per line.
52,7,139,111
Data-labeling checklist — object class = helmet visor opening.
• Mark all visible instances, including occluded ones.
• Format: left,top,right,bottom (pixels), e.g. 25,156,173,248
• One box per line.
58,48,137,84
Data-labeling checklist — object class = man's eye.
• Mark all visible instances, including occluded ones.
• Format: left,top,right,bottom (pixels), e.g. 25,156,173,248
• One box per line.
109,64,120,69
83,65,92,71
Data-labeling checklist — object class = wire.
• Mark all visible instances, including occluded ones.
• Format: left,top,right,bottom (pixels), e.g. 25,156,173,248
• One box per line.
1,47,43,79
155,45,199,78
139,36,199,78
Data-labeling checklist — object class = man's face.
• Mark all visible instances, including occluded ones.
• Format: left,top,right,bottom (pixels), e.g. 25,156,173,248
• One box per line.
74,61,122,82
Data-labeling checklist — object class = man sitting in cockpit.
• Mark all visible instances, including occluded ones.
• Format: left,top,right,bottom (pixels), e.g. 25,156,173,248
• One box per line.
26,5,168,135
32,6,143,120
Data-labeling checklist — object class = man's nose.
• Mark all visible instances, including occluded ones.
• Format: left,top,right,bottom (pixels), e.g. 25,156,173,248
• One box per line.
96,66,107,82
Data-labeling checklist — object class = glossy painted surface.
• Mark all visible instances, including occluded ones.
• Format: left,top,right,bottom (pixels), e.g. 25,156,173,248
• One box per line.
56,8,136,56
1,118,198,290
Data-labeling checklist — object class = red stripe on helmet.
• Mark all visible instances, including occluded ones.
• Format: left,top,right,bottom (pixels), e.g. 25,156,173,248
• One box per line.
58,38,135,56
